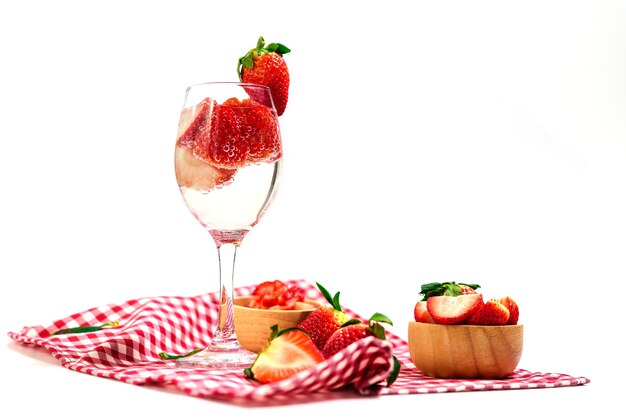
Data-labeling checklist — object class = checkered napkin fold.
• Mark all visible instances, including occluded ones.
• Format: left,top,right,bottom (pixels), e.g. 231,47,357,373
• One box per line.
8,280,589,401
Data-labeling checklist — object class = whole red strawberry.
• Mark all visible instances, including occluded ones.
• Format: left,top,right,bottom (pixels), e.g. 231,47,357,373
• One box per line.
321,313,400,386
298,283,348,350
321,313,393,358
238,36,290,116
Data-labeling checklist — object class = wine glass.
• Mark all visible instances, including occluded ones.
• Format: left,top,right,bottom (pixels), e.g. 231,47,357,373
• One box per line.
173,82,282,367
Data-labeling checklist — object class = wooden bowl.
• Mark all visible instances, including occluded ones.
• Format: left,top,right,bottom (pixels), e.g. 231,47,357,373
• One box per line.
408,321,523,379
233,296,320,353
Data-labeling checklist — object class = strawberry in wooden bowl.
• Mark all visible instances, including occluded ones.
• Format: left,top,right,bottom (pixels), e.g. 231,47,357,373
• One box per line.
408,281,523,379
234,280,320,353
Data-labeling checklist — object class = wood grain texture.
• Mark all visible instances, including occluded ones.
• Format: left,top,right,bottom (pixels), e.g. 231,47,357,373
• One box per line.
233,296,319,353
408,321,523,379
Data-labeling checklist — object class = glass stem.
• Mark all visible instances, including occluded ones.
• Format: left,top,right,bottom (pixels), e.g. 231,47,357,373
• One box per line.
213,242,238,344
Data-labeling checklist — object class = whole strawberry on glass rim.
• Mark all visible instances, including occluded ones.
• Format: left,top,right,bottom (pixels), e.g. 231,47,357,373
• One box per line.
238,36,290,116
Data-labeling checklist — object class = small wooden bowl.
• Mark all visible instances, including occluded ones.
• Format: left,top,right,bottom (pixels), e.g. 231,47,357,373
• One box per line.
408,321,523,379
233,296,320,353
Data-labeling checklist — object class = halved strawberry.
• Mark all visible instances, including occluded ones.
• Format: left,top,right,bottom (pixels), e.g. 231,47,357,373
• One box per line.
466,299,510,325
426,294,484,325
244,325,323,383
298,283,349,350
413,300,435,324
498,296,519,325
176,98,213,148
174,145,236,190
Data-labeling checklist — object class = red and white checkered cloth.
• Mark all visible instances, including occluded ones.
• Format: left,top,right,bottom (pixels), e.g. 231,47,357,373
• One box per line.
8,280,589,402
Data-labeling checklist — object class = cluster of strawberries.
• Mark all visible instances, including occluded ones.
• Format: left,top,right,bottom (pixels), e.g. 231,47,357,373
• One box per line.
413,282,520,326
175,36,290,191
244,282,398,385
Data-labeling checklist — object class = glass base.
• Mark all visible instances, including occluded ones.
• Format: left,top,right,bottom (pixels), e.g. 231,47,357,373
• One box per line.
176,340,257,368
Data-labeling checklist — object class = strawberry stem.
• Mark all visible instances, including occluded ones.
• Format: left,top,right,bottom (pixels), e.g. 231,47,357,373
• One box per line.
158,347,202,360
52,321,119,335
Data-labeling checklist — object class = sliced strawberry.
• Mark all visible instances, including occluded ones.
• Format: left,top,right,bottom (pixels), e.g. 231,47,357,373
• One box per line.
466,299,510,325
244,326,323,383
176,98,213,147
247,280,306,310
498,296,519,325
413,300,435,324
174,145,236,190
426,294,484,325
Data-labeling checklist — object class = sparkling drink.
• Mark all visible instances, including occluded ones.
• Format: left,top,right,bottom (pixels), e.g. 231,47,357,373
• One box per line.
173,82,282,367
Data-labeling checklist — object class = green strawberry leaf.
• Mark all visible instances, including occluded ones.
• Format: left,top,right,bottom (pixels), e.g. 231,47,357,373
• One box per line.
419,281,482,300
243,367,254,379
386,355,401,386
316,283,343,311
331,291,342,312
266,43,291,55
443,283,462,296
420,282,443,294
316,282,334,305
256,36,265,54
239,52,255,69
369,312,393,326
370,322,387,340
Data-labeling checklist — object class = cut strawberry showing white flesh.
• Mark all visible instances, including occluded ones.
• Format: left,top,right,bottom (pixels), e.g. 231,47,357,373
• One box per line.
244,326,324,383
427,294,484,325
174,145,235,190
176,99,213,147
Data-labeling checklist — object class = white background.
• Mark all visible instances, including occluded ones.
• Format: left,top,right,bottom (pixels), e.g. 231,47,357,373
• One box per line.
1,0,624,416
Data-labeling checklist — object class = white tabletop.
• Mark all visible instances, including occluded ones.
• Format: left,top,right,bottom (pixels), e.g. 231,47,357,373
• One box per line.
2,0,623,415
